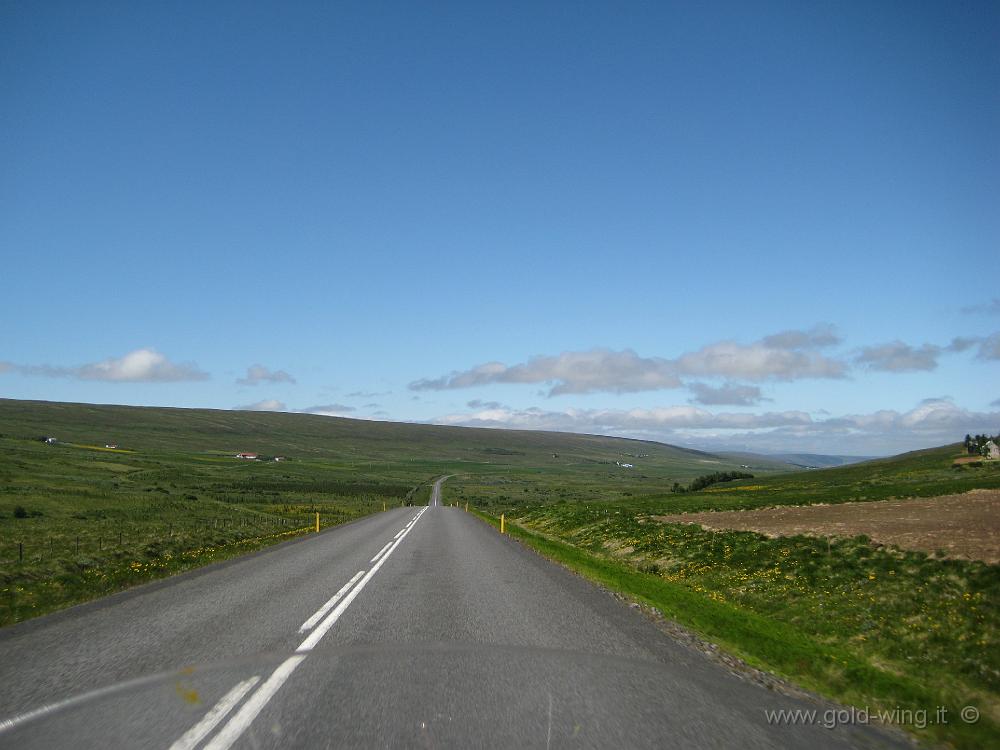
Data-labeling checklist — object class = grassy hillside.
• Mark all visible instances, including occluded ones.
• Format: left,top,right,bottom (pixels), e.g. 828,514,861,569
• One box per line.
0,398,764,471
0,398,794,625
623,443,1000,516
0,397,800,520
721,452,876,469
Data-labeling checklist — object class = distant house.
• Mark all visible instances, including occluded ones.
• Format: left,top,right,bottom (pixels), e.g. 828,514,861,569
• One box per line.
986,441,1000,460
105,443,119,449
615,461,634,468
273,456,285,462
42,436,57,444
236,452,259,460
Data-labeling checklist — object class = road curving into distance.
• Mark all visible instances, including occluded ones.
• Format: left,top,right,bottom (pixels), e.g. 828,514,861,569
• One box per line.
0,478,904,749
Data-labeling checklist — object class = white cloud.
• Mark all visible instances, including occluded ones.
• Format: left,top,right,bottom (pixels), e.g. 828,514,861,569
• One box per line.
947,337,979,353
411,349,682,396
855,341,941,372
855,334,998,371
468,399,505,409
675,341,846,380
962,298,1000,316
431,398,1000,455
760,324,841,350
410,326,847,396
233,402,362,416
0,348,209,382
236,399,287,411
76,348,208,382
299,403,356,416
675,325,845,382
408,324,995,399
977,333,1000,361
237,364,296,386
688,382,767,406
435,405,813,432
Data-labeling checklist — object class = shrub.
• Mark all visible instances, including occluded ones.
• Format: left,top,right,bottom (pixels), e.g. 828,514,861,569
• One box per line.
13,505,28,519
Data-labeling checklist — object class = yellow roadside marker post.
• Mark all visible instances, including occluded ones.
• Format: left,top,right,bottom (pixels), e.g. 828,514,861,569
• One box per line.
383,501,386,512
315,512,320,533
500,514,505,534
465,502,468,512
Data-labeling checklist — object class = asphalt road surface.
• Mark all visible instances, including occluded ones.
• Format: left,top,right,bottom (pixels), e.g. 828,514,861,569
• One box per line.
0,477,904,749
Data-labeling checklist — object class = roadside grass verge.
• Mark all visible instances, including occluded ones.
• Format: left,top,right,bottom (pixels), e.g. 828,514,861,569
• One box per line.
471,509,1000,749
1,522,318,626
0,435,427,626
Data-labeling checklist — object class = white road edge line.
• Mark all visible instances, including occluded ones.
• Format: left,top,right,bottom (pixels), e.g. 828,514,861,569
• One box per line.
298,570,366,633
202,656,306,750
297,507,426,653
369,540,394,564
168,676,261,750
193,506,428,750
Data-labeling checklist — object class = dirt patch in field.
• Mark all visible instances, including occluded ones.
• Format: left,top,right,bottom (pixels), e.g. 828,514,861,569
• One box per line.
655,489,1000,564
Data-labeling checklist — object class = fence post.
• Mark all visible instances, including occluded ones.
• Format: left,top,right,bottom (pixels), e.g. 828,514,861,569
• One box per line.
19,542,23,563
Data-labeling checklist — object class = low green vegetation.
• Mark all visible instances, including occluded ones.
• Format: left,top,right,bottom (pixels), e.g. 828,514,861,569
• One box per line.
469,444,1000,748
631,443,1000,515
1,398,778,625
0,437,415,625
671,469,754,493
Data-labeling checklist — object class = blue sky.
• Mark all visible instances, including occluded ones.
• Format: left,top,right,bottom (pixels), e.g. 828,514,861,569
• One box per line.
2,1,998,455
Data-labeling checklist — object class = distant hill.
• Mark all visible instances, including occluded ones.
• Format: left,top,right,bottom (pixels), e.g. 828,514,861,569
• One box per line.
766,452,878,469
0,398,798,479
654,443,1000,513
715,451,833,471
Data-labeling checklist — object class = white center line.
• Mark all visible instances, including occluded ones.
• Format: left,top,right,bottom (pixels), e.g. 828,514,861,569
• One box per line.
297,507,426,653
188,506,429,750
298,570,365,633
168,676,260,750
202,656,305,750
369,540,394,563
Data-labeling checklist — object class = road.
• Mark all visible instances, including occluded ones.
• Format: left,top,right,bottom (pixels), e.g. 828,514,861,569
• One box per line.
0,479,903,749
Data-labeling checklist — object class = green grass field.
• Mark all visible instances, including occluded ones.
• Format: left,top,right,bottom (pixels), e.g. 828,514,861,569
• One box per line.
0,398,777,625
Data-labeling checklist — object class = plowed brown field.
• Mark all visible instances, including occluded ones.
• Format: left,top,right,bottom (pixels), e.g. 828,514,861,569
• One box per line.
656,489,1000,563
